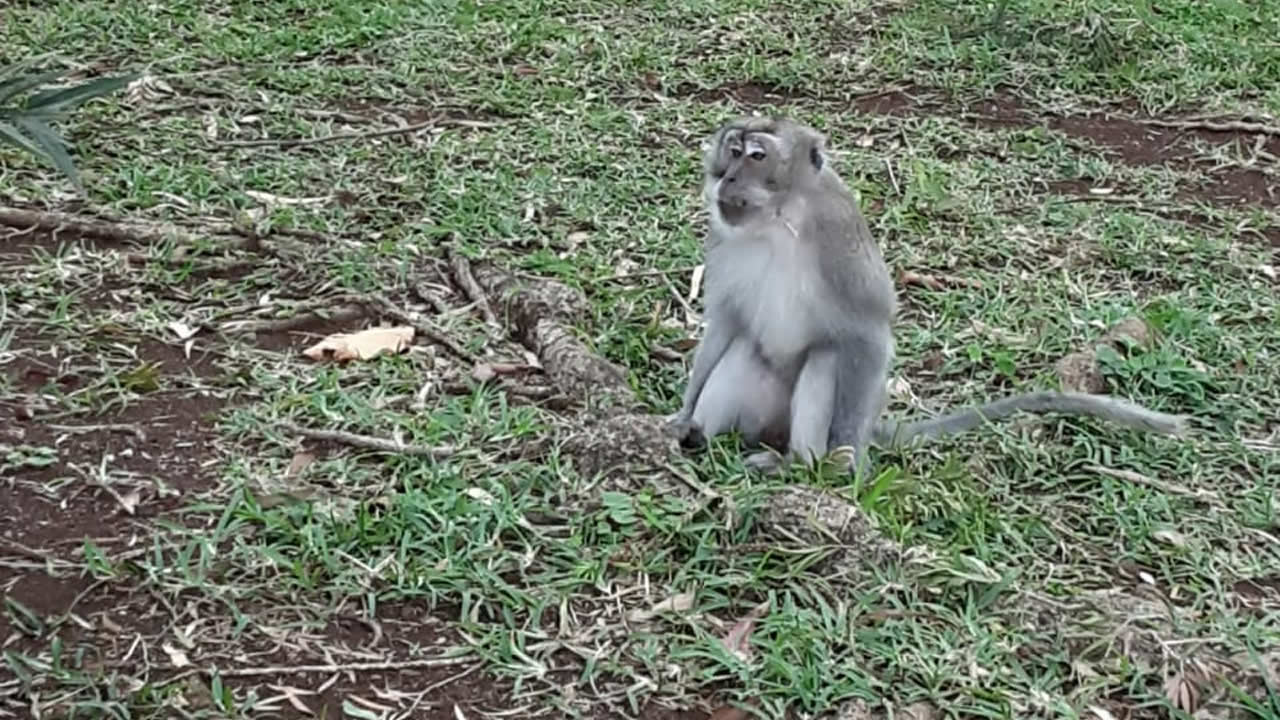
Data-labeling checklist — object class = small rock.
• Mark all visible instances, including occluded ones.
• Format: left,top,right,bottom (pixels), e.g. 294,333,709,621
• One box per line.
1055,351,1106,393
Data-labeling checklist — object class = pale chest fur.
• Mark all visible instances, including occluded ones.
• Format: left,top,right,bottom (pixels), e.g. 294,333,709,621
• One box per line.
710,230,828,364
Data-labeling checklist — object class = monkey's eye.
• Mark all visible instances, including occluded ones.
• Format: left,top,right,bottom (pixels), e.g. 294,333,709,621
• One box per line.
730,147,743,158
749,150,766,161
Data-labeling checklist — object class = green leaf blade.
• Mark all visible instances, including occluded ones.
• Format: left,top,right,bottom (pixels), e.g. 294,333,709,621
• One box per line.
25,72,138,113
0,69,66,105
10,115,82,191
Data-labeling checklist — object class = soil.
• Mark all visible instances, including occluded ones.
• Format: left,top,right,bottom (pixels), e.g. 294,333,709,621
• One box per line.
4,75,1276,718
0,227,713,720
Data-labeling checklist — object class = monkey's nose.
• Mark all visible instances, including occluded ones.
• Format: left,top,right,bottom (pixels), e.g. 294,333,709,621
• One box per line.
725,176,736,183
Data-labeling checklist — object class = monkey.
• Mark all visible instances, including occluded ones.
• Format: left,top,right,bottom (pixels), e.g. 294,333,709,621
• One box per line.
667,115,1189,476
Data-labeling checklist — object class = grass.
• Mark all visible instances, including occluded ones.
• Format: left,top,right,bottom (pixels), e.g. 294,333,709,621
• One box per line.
1,0,1278,719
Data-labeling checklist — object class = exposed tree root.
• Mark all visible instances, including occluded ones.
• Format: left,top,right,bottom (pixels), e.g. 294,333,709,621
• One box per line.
470,262,640,414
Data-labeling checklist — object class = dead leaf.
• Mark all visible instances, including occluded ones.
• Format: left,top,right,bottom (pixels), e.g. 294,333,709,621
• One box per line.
283,451,315,480
162,642,191,668
721,599,770,663
168,320,198,341
886,376,912,398
116,490,140,515
1163,670,1203,714
1260,264,1276,280
1153,528,1188,547
627,591,695,623
302,326,414,362
202,113,218,142
688,264,705,305
472,363,496,383
465,487,497,506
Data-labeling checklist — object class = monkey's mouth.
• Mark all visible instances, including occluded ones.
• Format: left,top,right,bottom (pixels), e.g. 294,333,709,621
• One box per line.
717,198,749,222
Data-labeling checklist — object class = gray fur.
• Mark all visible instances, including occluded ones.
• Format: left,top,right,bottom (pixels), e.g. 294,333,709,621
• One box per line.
872,391,1189,450
671,116,1189,476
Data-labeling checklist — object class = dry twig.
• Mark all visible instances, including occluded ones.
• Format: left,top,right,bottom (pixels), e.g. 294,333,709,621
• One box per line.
447,249,502,331
221,305,366,335
278,421,457,459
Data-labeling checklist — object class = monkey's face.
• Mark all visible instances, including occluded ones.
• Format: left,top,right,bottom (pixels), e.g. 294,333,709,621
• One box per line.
706,119,824,224
703,123,810,226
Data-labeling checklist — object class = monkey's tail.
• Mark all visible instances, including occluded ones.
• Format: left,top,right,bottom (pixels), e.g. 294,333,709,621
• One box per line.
871,391,1190,450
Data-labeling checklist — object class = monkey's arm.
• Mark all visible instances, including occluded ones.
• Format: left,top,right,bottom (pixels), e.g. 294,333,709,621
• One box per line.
668,320,738,448
871,391,1190,450
676,319,735,415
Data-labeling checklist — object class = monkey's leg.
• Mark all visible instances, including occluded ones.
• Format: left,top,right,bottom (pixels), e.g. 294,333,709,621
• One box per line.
670,320,737,446
692,338,791,448
826,337,891,479
745,349,836,473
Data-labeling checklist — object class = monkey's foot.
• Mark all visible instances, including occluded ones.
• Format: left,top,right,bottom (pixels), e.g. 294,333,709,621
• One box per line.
665,413,707,450
744,450,787,474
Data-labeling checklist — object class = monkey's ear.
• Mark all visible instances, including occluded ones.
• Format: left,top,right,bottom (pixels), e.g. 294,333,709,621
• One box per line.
809,145,824,170
804,128,827,170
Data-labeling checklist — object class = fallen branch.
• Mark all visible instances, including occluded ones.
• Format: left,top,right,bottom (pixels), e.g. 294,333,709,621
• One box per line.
278,421,457,459
470,262,638,412
215,116,502,149
1135,116,1280,137
0,206,211,248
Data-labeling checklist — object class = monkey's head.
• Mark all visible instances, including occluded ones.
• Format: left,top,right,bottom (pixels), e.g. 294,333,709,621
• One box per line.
703,116,827,225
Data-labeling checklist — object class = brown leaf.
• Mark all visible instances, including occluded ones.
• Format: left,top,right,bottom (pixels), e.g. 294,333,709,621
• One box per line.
722,599,770,662
301,326,414,362
1163,670,1203,714
283,451,315,480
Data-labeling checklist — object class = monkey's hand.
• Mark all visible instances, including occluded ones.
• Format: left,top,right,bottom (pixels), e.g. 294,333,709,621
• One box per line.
665,411,707,450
